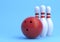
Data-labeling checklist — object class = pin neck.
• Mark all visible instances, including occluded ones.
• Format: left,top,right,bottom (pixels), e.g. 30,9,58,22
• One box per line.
41,12,45,18
47,13,50,15
35,13,39,15
41,12,45,15
35,13,39,18
46,13,51,18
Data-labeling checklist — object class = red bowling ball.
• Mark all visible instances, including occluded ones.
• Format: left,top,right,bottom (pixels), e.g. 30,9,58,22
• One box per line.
21,17,42,38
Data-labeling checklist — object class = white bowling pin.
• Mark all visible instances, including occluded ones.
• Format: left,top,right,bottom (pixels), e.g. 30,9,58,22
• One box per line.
46,6,53,36
35,6,39,19
40,5,48,37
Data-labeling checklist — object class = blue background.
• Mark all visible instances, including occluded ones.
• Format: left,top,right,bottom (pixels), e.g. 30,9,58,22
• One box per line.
0,0,60,42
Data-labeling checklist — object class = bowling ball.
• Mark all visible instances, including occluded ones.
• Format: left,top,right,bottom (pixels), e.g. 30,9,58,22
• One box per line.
21,17,42,38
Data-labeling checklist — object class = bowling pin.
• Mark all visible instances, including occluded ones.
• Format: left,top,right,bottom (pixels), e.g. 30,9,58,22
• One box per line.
35,6,39,19
40,5,48,37
46,6,53,36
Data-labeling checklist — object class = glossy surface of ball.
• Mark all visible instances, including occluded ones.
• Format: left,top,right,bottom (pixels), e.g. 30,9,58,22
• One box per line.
21,17,42,38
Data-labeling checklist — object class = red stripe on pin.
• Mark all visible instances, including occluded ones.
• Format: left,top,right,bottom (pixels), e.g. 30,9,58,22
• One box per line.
47,13,50,15
46,16,51,18
41,12,45,15
41,16,45,18
35,13,39,15
35,16,39,18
